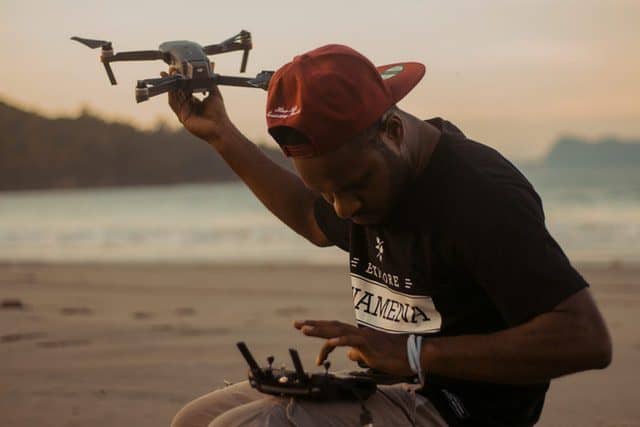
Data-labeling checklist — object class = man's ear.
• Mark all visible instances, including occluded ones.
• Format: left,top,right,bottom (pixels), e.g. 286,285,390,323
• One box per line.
382,113,404,154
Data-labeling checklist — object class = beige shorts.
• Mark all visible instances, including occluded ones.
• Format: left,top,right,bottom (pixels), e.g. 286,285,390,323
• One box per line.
171,380,448,427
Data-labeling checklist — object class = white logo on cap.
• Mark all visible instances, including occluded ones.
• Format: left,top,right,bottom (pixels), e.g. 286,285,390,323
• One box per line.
380,65,404,80
267,105,301,119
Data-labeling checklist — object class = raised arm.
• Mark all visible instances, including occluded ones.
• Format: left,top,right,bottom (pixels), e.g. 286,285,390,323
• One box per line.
164,76,330,247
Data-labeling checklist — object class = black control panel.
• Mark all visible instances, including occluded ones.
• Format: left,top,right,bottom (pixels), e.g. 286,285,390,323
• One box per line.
236,342,377,401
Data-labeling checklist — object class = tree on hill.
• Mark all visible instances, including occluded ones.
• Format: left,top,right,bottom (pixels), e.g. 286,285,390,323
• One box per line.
0,100,290,191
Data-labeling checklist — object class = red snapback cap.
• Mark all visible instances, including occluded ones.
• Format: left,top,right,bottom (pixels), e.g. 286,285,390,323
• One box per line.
266,44,426,157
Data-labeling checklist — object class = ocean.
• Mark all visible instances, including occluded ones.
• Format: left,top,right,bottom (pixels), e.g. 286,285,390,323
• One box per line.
1,165,638,265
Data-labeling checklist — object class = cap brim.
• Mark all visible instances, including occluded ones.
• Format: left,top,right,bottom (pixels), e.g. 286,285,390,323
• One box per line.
376,62,426,104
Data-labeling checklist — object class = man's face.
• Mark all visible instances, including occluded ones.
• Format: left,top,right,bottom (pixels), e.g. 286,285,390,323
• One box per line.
294,132,411,225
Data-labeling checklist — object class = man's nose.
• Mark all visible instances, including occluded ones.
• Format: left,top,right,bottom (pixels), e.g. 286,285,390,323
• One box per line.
333,193,362,219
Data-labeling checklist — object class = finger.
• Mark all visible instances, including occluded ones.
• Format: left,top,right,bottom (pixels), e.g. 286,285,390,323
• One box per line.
316,334,366,365
167,87,185,117
317,339,338,365
293,320,318,329
299,321,358,339
294,319,328,330
327,334,366,348
294,320,353,330
202,84,223,107
347,348,363,362
210,83,223,100
293,320,338,329
165,72,184,114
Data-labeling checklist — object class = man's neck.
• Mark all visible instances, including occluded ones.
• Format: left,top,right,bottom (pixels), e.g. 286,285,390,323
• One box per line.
403,115,442,178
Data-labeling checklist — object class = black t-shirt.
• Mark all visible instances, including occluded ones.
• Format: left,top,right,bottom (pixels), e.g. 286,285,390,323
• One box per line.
313,118,588,426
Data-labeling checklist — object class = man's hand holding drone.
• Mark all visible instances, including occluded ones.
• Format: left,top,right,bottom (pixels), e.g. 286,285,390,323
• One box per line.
162,68,232,143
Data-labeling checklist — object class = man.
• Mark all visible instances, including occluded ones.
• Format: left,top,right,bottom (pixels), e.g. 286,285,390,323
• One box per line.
168,44,612,426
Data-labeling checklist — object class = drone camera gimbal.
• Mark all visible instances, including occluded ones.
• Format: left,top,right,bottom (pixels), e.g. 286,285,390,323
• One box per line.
71,31,273,103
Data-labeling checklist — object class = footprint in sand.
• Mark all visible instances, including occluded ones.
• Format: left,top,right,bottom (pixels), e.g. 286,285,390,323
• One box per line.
177,326,229,337
37,339,91,348
1,298,26,310
150,323,173,332
150,323,229,336
175,307,196,316
132,311,153,320
60,307,93,316
1,331,46,343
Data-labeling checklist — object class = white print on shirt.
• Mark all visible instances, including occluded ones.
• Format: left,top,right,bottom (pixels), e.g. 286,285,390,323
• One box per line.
375,236,384,262
364,261,401,288
351,273,442,334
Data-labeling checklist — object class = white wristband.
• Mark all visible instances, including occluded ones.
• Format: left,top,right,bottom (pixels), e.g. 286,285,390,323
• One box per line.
406,334,424,384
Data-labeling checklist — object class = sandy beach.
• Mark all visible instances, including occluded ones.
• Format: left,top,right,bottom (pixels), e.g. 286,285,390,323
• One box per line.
1,262,638,426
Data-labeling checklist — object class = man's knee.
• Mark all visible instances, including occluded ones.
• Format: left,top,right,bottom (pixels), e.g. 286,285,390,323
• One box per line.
170,399,203,427
172,382,262,427
208,397,292,427
171,396,220,427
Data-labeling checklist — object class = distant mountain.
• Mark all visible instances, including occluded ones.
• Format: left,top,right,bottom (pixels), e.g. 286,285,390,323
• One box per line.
2,99,638,191
543,135,640,168
0,100,291,191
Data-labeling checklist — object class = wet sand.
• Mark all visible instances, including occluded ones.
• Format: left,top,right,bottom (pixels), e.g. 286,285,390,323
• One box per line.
1,262,638,426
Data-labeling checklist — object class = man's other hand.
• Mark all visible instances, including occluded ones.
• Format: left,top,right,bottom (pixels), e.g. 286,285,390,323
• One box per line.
294,319,414,377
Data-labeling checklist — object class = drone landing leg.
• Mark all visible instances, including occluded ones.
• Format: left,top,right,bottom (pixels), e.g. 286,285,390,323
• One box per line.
103,62,117,85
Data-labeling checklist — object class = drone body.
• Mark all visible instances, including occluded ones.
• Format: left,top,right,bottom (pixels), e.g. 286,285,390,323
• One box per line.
156,40,216,98
71,31,273,103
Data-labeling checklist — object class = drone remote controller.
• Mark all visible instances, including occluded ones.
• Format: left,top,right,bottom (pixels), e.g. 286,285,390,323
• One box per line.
236,342,377,402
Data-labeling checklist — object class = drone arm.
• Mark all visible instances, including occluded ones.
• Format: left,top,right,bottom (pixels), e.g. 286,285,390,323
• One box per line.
215,71,272,90
203,30,252,57
136,75,185,103
99,50,164,85
106,50,164,62
203,43,249,56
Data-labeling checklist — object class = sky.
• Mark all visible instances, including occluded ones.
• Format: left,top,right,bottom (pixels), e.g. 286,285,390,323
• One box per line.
1,0,638,160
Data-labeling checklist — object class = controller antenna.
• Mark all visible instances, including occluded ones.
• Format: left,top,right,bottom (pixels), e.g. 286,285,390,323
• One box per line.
266,356,274,375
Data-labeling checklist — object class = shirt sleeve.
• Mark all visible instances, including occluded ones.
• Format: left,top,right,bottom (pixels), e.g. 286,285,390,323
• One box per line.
453,182,588,326
313,197,350,252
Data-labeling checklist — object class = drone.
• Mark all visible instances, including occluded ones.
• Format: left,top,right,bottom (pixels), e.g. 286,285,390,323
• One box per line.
71,30,274,103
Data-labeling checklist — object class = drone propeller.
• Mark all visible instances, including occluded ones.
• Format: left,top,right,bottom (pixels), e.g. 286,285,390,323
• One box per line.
70,36,112,49
72,36,165,85
218,30,252,49
203,30,252,72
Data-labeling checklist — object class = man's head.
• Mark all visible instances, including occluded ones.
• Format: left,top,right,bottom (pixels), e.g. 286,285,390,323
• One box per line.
266,44,427,224
279,105,415,224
